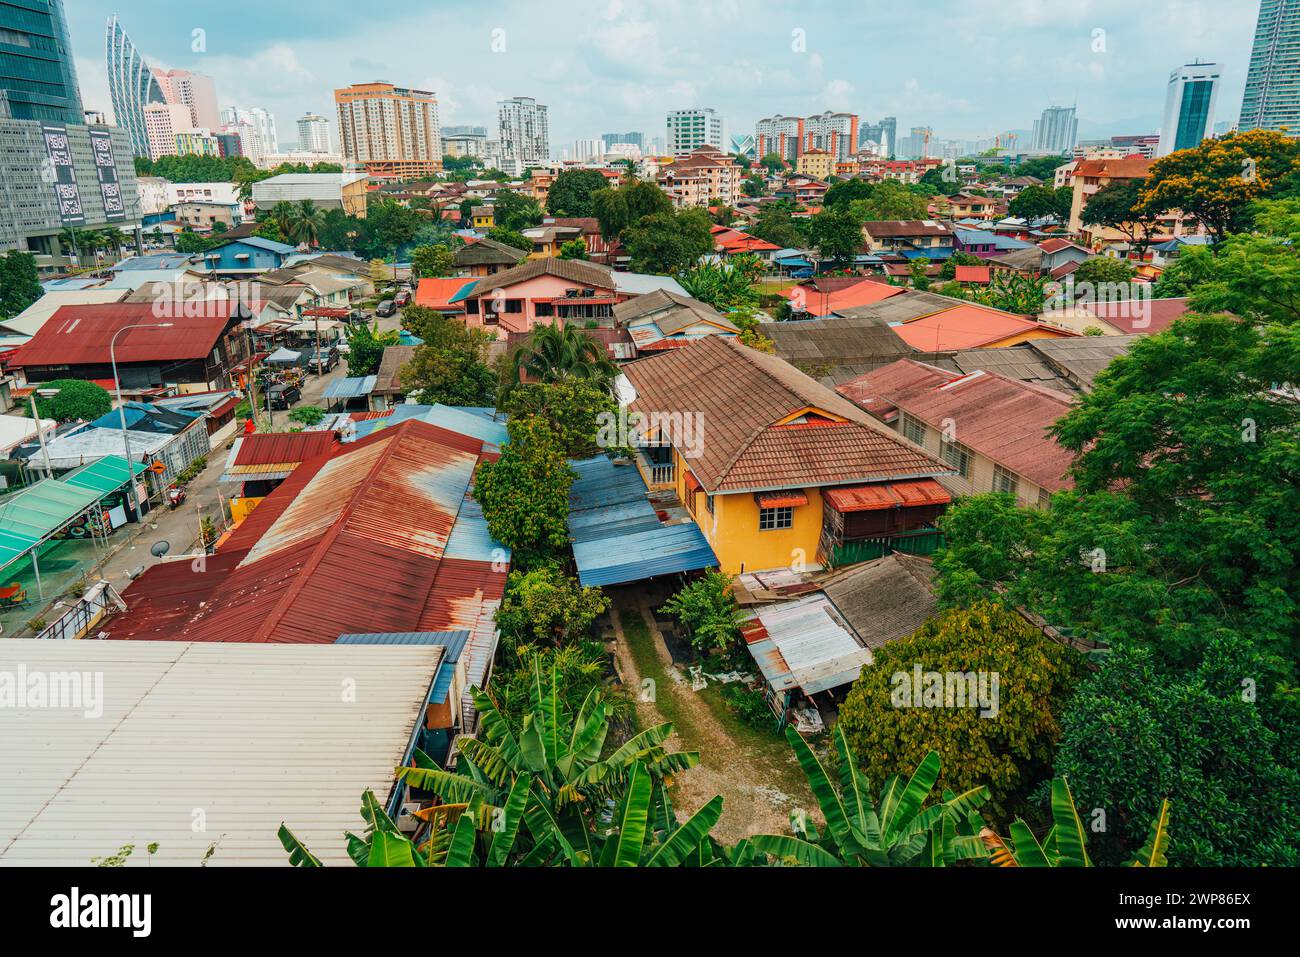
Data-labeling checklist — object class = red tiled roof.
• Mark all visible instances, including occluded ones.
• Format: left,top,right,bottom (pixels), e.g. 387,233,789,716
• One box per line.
892,304,1066,351
230,430,339,467
6,302,240,368
622,337,946,492
1074,156,1152,180
790,278,905,317
1076,297,1189,335
823,478,951,512
841,361,1077,491
837,358,959,417
1037,238,1088,254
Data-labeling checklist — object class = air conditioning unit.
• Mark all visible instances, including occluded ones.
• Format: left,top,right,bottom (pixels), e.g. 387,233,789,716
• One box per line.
395,799,424,834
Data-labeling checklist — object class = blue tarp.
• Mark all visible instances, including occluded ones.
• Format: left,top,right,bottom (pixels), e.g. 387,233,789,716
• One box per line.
567,456,717,587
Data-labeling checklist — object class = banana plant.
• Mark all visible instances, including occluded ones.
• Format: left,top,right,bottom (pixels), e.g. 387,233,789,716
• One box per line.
750,726,991,866
980,777,1171,867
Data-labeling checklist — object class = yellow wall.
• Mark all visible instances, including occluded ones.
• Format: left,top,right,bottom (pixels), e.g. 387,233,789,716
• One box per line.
989,327,1074,347
675,448,826,575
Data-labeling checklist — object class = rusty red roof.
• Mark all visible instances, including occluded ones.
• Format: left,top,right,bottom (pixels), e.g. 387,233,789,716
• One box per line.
6,302,241,368
229,430,339,467
105,419,498,643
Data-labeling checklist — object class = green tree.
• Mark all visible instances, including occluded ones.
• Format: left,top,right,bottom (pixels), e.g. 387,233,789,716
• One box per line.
490,190,544,232
742,175,767,198
623,207,713,274
366,198,421,256
760,152,787,174
847,180,930,221
495,564,609,648
501,377,616,458
592,179,673,241
486,226,531,252
502,325,617,405
558,238,588,260
1080,178,1159,255
1070,255,1134,286
660,571,744,657
0,250,43,318
1150,244,1220,298
473,416,576,568
908,257,932,291
1008,184,1072,222
807,208,863,264
287,405,326,427
748,205,805,249
1051,642,1298,867
30,379,112,423
343,322,399,377
676,258,760,310
410,243,456,279
1139,128,1300,240
286,199,325,247
823,178,876,209
837,600,1085,816
546,168,609,217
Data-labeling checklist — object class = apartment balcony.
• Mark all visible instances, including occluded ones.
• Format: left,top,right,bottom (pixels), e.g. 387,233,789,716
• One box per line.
634,445,676,490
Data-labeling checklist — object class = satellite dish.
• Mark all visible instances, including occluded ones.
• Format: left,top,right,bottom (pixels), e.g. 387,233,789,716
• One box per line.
150,540,171,558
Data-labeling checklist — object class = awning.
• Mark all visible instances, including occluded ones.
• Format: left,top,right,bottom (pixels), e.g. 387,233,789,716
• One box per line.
683,472,702,493
323,375,377,400
823,479,951,513
755,490,809,508
61,456,146,497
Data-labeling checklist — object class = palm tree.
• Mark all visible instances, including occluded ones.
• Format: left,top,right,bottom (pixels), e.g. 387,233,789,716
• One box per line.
268,201,296,240
278,661,720,867
287,199,326,248
504,323,617,398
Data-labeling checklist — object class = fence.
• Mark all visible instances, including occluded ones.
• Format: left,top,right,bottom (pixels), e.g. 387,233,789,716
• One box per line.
35,581,125,640
827,527,946,567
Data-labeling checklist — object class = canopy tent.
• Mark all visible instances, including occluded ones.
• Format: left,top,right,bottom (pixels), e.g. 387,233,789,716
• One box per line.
264,347,303,365
0,479,101,574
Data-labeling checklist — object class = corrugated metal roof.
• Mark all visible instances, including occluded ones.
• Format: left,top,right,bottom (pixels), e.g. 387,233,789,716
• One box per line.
59,455,145,497
322,375,377,400
567,456,717,587
227,431,339,468
0,640,441,866
0,480,102,572
744,594,872,695
5,303,241,368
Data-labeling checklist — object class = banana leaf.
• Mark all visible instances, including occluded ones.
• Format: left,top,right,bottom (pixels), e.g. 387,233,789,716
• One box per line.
1049,777,1091,867
486,776,532,867
443,813,478,867
277,825,322,867
750,833,843,867
879,750,940,844
1008,820,1051,867
1128,799,1171,867
783,727,854,852
597,761,652,867
368,829,419,867
644,795,724,867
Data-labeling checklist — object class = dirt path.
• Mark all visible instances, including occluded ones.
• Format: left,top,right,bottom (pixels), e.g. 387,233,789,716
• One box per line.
607,589,811,844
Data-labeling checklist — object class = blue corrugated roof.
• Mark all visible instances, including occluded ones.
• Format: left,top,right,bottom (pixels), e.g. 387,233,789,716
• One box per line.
323,375,378,400
445,484,510,565
567,455,717,587
350,404,508,448
335,630,472,705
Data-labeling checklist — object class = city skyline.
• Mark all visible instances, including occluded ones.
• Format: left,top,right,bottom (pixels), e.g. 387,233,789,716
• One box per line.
70,1,1259,154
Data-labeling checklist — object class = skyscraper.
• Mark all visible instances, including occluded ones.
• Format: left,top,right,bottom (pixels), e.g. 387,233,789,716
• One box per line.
498,96,549,173
602,131,644,149
297,112,331,152
1030,105,1078,154
1240,0,1300,136
0,0,82,123
755,115,802,162
153,68,220,131
105,15,165,157
335,82,441,177
667,108,723,156
859,116,897,156
1158,62,1222,156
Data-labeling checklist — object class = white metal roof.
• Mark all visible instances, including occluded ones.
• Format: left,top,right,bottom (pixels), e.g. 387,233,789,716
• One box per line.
746,594,872,696
0,640,442,866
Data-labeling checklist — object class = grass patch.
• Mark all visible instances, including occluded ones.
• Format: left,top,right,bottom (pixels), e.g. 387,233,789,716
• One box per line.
617,605,698,741
754,279,796,296
695,683,812,801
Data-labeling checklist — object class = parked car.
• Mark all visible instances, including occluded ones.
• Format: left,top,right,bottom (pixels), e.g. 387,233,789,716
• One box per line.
347,308,370,323
394,289,411,307
267,383,301,410
375,300,396,318
304,345,339,374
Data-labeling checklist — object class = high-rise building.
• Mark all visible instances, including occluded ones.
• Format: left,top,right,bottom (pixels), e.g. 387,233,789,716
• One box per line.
667,108,723,156
803,111,860,161
1158,62,1222,156
1030,105,1078,154
152,68,220,131
896,126,933,159
335,82,441,178
859,116,897,156
442,124,487,138
143,101,195,160
1240,0,1300,136
0,0,82,123
296,112,331,152
602,131,643,149
105,15,166,157
754,114,803,162
572,138,602,161
498,96,549,173
248,107,277,154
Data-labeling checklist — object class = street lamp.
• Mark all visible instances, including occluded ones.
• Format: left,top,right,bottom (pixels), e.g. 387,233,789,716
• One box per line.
110,322,174,521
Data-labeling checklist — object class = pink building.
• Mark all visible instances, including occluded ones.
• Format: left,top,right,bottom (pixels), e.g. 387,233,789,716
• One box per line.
462,258,627,334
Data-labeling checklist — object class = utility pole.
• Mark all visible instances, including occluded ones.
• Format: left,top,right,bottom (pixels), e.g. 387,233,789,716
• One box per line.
28,393,53,478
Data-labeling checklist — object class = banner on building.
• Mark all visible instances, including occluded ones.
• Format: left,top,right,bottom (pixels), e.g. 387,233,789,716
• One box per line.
89,128,126,222
40,123,85,226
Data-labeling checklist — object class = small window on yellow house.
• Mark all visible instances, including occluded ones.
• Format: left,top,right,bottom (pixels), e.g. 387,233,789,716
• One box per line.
758,506,793,531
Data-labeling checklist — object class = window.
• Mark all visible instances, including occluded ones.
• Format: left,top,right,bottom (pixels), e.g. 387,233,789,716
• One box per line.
705,494,714,516
504,299,523,314
992,464,1019,496
900,411,927,446
1037,488,1053,509
534,301,554,317
759,506,793,531
940,439,972,478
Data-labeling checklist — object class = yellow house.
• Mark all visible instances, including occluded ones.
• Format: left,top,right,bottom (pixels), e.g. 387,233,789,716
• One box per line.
621,337,953,574
795,148,835,181
471,205,495,230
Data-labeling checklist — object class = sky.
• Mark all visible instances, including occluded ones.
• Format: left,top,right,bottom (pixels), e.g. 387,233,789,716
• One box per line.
73,0,1261,152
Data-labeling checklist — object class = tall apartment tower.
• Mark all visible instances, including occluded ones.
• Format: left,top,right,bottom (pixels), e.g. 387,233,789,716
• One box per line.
152,68,220,131
297,112,331,152
802,111,860,160
754,115,803,162
498,96,549,173
667,108,723,156
1158,62,1222,155
0,0,82,123
1030,105,1078,153
1240,0,1300,136
335,82,441,177
105,15,165,157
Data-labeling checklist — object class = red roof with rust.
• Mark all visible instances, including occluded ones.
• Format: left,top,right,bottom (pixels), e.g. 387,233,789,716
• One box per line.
6,302,241,368
230,430,339,467
104,419,501,643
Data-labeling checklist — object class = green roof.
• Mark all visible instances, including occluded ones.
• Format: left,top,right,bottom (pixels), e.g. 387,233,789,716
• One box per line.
0,480,101,572
61,456,145,497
